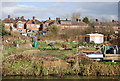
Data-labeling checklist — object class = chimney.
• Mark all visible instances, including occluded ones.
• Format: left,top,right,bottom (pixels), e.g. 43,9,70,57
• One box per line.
96,19,98,22
33,16,35,20
66,18,68,21
18,17,20,19
8,15,10,18
21,16,24,19
76,18,78,21
56,17,60,21
112,20,115,22
76,18,81,22
49,17,51,20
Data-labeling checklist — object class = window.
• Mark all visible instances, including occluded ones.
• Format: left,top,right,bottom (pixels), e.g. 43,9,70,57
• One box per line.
19,30,22,32
6,29,10,31
18,24,23,28
31,24,34,27
36,25,40,28
32,30,35,32
27,24,30,27
5,23,10,26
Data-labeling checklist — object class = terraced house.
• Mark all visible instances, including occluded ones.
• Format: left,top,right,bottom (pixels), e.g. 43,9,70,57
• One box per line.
26,16,41,33
15,16,26,33
59,18,88,30
2,15,120,36
91,19,120,34
3,15,15,31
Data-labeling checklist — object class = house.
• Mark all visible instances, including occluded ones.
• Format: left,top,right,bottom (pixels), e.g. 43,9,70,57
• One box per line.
91,19,119,33
2,15,15,31
91,19,101,28
26,16,41,33
109,20,119,34
15,16,26,33
59,18,88,30
42,17,56,31
60,18,71,25
71,18,88,28
101,20,119,34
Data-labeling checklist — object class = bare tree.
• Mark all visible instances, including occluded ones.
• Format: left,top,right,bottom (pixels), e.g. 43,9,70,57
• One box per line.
71,12,81,21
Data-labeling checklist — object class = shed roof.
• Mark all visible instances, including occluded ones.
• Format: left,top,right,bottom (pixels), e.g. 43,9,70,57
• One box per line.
87,33,104,36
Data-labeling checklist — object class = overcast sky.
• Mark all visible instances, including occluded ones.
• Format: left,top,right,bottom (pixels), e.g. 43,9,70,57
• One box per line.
1,2,119,21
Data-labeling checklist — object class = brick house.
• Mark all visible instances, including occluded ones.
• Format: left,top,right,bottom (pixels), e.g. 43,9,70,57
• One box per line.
109,20,120,34
59,18,88,30
2,15,15,31
91,19,119,33
15,16,26,33
43,17,56,31
26,16,41,33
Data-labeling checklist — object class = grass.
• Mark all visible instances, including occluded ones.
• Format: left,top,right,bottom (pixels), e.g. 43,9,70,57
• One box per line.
3,41,120,76
37,41,48,48
3,40,76,56
2,46,120,76
38,47,60,50
2,46,75,62
3,53,11,59
100,62,120,65
12,60,31,68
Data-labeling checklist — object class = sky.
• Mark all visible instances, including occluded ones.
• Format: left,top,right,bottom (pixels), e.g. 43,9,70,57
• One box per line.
1,1,119,21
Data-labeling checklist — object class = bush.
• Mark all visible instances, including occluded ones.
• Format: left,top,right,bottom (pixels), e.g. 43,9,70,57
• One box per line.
48,25,60,36
0,22,11,36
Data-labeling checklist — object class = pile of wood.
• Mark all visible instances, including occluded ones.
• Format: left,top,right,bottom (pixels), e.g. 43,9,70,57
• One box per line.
104,54,120,61
67,53,93,64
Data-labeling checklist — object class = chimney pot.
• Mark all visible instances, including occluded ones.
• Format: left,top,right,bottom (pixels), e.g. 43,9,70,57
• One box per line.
49,17,51,20
112,20,115,22
76,18,78,21
8,15,10,18
66,18,68,21
56,17,60,21
33,16,35,20
96,19,98,22
18,17,20,19
76,18,81,22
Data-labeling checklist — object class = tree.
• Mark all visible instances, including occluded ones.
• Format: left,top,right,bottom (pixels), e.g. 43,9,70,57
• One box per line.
71,12,81,21
0,20,11,36
60,28,84,41
48,25,59,36
62,12,81,21
82,17,90,24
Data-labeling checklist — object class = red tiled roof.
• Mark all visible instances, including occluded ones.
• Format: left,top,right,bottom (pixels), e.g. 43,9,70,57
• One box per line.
26,20,36,24
26,19,41,24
